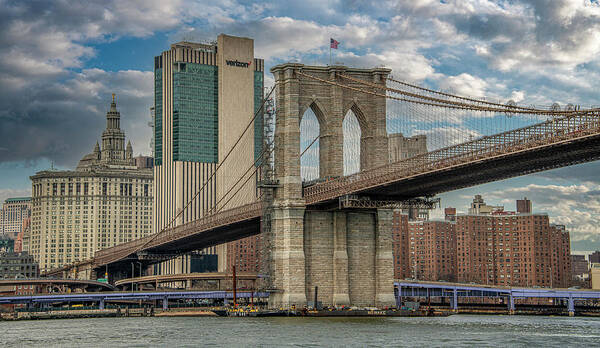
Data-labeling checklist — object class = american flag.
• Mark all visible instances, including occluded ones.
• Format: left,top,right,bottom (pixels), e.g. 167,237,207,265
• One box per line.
330,38,339,49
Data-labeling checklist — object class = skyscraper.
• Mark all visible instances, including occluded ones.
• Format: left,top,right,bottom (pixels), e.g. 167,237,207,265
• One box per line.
153,35,264,272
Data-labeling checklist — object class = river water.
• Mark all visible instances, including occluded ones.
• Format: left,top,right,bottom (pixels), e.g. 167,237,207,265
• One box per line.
2,315,600,347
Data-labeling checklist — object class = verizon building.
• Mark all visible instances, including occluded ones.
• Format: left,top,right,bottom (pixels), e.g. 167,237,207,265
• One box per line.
153,35,264,272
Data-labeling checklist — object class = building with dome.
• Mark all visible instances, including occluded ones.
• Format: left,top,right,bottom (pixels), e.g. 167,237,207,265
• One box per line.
26,96,153,274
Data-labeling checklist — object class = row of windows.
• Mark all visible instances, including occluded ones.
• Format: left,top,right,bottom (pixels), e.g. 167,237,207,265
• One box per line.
153,63,265,165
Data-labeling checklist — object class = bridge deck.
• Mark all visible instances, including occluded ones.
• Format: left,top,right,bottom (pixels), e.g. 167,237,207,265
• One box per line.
49,111,600,274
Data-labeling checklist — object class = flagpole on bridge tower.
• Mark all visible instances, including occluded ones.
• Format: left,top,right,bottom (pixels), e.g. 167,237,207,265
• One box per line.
329,38,339,65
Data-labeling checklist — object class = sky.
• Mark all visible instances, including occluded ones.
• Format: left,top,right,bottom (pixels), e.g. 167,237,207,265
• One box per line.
1,0,600,253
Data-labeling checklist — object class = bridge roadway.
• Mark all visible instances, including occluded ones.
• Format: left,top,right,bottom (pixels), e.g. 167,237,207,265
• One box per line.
396,280,600,315
48,111,600,275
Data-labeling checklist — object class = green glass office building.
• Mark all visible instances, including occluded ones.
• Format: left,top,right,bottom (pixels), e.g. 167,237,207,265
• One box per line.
153,35,264,273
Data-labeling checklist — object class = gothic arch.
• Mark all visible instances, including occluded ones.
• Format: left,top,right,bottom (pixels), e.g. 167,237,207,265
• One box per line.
342,100,370,135
299,98,329,129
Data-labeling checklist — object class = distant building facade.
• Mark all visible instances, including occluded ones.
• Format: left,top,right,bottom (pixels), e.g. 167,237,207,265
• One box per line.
153,35,264,274
14,216,29,253
0,235,14,253
393,197,571,288
226,235,261,273
0,252,39,279
457,201,570,288
589,251,600,264
444,207,457,222
516,197,532,214
392,213,410,279
571,254,589,286
393,212,456,281
134,155,154,169
28,97,153,273
0,197,31,239
591,263,600,290
467,195,503,215
388,133,427,162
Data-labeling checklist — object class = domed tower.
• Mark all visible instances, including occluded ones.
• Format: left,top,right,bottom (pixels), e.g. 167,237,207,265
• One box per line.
101,94,126,163
93,141,101,160
126,141,133,160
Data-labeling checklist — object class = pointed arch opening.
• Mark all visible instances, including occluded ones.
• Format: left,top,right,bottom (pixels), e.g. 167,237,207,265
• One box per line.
300,107,320,182
343,110,361,175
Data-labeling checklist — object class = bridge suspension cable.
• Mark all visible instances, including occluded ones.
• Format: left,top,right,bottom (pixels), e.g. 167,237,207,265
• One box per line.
296,71,598,116
209,136,277,215
384,76,539,111
133,85,276,253
337,73,597,115
301,135,320,157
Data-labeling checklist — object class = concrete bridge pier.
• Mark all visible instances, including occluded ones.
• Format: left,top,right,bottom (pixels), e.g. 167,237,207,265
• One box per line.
269,208,396,309
269,63,394,309
269,204,308,308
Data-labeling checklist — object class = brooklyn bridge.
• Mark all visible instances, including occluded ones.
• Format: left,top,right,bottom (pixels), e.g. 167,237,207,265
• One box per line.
46,63,600,308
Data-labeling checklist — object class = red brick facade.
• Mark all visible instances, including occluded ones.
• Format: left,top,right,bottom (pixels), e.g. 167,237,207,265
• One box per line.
456,213,571,287
393,213,456,281
392,213,410,279
226,235,261,273
393,205,571,288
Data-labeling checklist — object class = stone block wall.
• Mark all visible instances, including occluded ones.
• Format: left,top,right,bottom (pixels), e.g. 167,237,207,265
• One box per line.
300,209,395,308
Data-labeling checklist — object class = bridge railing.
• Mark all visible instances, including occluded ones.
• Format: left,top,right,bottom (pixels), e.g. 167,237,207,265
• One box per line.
94,201,263,266
304,112,600,203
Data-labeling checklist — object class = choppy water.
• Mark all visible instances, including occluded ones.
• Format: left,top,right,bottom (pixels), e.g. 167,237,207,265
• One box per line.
2,315,600,347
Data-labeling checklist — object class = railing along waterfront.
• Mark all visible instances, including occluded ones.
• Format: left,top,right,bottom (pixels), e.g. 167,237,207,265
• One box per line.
93,202,263,266
304,111,600,204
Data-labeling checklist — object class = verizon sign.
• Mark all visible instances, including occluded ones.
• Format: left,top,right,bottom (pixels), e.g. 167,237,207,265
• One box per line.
226,60,251,68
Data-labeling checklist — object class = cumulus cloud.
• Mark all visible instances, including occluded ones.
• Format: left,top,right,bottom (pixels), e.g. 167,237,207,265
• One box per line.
439,73,488,98
0,67,153,166
0,0,189,166
485,183,600,247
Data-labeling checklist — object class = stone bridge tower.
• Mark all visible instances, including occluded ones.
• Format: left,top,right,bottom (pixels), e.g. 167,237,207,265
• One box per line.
269,64,395,308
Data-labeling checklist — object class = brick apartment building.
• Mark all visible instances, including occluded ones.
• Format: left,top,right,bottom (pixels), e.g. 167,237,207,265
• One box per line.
393,213,457,281
456,212,570,287
409,220,456,281
392,213,410,279
226,234,261,273
393,196,571,288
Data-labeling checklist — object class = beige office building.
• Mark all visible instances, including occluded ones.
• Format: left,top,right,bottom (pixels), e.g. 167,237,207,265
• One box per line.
388,133,427,162
591,263,600,290
28,98,153,273
0,197,31,239
153,35,264,272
